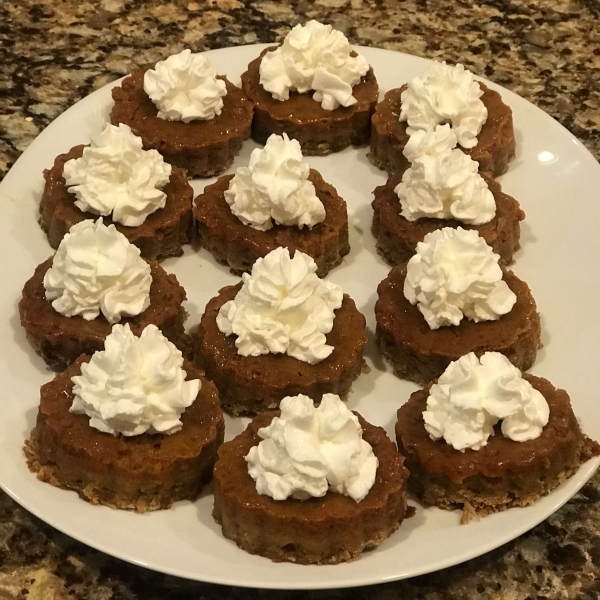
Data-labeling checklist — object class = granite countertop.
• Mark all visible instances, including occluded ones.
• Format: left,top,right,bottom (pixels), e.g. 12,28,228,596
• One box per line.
1,1,599,598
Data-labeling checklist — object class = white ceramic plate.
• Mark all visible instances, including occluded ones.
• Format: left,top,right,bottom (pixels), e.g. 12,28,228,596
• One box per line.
1,45,599,590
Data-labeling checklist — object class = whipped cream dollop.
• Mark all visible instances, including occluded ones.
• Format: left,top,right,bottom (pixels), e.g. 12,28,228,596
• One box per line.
246,393,378,502
396,126,496,224
216,247,343,364
260,20,369,111
402,123,458,163
423,352,550,451
71,324,200,436
44,220,152,324
63,123,171,227
404,227,516,330
144,49,227,122
225,133,325,231
400,61,488,149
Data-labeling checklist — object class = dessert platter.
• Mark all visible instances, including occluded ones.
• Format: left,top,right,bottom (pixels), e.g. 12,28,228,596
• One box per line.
1,41,600,589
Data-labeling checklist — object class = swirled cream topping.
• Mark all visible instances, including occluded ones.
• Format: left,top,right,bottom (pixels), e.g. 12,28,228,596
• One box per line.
225,133,325,231
423,352,550,451
246,393,378,502
44,219,151,324
404,227,516,330
144,49,227,122
63,123,171,227
400,61,488,149
259,20,369,111
216,247,343,364
71,324,200,436
402,123,458,163
396,126,496,224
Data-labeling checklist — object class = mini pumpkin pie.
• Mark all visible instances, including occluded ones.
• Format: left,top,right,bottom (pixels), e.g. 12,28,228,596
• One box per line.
25,325,225,512
240,21,379,155
19,220,189,370
375,228,541,385
40,123,194,260
372,126,525,266
195,133,349,277
395,353,600,523
369,61,515,177
111,50,253,177
213,394,409,564
193,248,367,415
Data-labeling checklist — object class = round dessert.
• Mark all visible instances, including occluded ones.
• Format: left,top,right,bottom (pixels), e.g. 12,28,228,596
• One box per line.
213,410,409,564
111,68,253,178
195,169,349,277
193,283,367,416
25,356,224,512
19,258,189,370
40,144,194,260
241,47,379,156
372,169,525,266
375,264,541,385
369,83,515,177
396,375,600,522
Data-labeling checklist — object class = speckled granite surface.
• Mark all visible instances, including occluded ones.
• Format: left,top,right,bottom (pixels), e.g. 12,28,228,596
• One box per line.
1,0,599,598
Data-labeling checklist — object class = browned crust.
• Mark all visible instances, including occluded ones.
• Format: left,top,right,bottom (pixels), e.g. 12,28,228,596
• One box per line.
395,375,600,522
241,47,379,155
371,170,525,266
375,265,541,385
368,83,516,177
25,357,225,512
213,410,408,564
193,286,368,416
194,169,350,277
39,144,194,260
19,258,190,371
111,70,253,178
